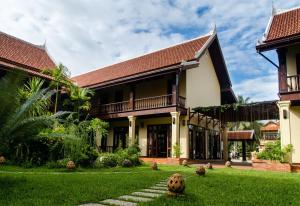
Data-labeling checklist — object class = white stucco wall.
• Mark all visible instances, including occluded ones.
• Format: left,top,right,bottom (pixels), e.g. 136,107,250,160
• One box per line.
289,106,300,163
186,50,221,108
286,45,300,76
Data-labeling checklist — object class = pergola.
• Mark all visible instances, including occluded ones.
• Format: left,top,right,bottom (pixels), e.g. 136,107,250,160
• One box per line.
191,100,279,161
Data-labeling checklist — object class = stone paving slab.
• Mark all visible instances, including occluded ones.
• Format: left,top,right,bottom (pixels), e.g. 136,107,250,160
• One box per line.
155,183,166,187
79,204,106,206
150,186,168,190
118,195,153,202
142,189,167,194
101,199,137,206
131,192,162,198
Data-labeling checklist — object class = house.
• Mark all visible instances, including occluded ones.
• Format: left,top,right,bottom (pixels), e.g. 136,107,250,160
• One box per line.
259,121,280,150
0,31,55,79
72,28,236,162
256,6,300,164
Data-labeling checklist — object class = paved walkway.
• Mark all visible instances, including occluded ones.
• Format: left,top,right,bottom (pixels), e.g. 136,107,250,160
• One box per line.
79,180,168,206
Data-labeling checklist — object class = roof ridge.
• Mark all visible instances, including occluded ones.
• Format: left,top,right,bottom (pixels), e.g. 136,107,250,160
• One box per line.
274,5,300,15
0,30,46,51
73,32,212,78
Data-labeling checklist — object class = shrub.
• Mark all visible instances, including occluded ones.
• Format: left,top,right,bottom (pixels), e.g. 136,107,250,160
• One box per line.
97,153,118,168
257,141,293,162
122,159,133,167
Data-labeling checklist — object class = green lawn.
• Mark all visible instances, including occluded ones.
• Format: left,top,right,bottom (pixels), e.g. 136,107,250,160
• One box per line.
0,165,299,206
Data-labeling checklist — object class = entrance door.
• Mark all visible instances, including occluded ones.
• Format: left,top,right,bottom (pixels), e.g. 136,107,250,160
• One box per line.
113,127,128,150
189,125,206,159
147,125,171,157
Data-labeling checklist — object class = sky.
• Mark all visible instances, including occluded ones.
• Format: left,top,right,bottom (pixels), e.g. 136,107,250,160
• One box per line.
1,0,300,101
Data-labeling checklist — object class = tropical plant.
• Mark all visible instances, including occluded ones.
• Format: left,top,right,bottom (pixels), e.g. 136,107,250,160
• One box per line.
64,84,94,119
173,143,182,158
257,140,293,162
18,77,52,116
0,72,66,162
43,63,71,113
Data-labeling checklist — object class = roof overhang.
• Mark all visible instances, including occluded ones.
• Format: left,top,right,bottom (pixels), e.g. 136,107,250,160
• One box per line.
256,34,300,52
0,59,53,80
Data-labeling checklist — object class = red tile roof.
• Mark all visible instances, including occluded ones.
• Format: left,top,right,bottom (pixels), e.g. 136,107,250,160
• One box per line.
72,34,211,87
261,121,280,131
227,130,255,141
265,7,300,42
0,31,56,71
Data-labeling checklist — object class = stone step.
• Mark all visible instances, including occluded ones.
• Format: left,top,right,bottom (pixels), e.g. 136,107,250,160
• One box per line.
150,186,168,191
131,192,162,198
79,204,107,206
101,199,137,206
155,183,166,187
142,189,167,194
118,195,153,202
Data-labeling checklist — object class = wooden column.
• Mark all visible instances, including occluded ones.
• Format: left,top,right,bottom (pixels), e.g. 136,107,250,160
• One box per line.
221,125,229,161
277,48,287,93
242,140,246,161
129,86,135,110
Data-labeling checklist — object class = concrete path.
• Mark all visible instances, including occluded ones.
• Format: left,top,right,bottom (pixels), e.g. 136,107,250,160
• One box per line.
79,180,168,206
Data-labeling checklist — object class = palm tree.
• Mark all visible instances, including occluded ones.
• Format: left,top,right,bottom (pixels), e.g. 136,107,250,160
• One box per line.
0,72,65,159
43,63,71,113
66,84,94,119
18,77,52,116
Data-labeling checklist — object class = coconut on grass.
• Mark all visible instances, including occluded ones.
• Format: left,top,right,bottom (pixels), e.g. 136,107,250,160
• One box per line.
66,160,76,170
151,162,158,170
196,166,206,176
167,173,185,196
225,161,232,168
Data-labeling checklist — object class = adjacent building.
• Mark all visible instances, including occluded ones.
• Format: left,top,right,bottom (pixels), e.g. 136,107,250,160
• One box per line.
73,28,236,161
0,31,55,79
259,121,280,150
256,6,300,164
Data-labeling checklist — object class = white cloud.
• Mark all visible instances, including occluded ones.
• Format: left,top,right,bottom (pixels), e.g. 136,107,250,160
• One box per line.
233,73,279,102
0,0,300,101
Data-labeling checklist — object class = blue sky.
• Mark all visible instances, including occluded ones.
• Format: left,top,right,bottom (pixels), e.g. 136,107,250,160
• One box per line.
1,0,300,101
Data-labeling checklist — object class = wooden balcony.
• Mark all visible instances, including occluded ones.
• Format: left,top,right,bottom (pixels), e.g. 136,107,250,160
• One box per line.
287,75,300,92
90,94,186,117
280,74,300,101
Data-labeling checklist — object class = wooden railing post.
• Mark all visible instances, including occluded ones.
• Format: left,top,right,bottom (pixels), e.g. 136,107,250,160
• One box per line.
129,91,134,111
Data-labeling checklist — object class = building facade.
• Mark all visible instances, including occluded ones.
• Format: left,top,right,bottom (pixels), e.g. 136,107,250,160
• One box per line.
259,121,280,151
73,29,236,161
257,7,300,164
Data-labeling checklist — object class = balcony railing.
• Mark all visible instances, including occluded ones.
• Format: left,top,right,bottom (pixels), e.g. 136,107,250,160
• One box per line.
91,94,186,115
287,75,300,92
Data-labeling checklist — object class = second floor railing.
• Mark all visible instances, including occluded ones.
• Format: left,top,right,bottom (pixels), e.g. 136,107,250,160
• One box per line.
91,94,186,115
287,74,300,92
135,94,173,110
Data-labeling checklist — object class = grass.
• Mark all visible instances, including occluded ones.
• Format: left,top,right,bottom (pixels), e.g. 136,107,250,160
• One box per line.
0,164,300,206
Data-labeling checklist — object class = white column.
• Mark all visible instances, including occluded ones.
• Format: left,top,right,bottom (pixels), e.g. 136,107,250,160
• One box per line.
277,101,291,146
128,116,136,146
180,115,189,158
171,111,180,158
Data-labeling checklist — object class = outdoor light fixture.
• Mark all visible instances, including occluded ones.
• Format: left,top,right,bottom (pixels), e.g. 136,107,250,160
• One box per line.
283,109,288,119
129,121,132,127
172,117,176,124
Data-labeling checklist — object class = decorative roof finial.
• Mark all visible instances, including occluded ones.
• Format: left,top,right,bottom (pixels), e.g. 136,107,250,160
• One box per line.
210,22,217,35
272,1,277,15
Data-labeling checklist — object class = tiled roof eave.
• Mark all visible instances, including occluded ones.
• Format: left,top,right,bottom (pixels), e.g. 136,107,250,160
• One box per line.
84,62,184,89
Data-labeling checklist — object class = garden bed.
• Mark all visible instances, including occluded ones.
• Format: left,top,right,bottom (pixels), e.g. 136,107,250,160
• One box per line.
252,159,291,172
